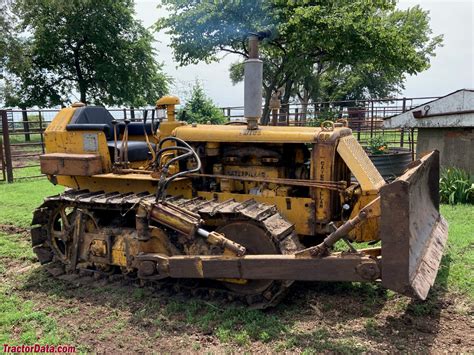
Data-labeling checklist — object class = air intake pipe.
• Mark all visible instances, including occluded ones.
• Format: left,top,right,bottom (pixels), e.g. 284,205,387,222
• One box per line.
244,31,270,130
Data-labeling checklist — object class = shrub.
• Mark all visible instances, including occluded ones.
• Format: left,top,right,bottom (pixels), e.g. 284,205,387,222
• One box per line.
307,107,338,127
178,82,226,125
366,135,388,155
439,168,474,205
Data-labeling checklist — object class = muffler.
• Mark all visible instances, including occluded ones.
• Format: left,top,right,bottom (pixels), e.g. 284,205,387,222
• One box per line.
380,150,448,299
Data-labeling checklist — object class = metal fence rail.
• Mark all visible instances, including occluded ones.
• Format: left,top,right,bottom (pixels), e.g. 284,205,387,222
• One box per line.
0,97,433,183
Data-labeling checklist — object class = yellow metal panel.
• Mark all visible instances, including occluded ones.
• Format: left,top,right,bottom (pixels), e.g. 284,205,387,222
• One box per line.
197,191,314,236
336,135,385,192
312,144,334,223
348,195,380,242
45,130,112,171
174,124,352,144
45,107,76,132
56,174,192,198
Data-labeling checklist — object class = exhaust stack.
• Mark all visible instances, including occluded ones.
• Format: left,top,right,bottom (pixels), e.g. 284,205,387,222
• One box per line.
244,34,263,130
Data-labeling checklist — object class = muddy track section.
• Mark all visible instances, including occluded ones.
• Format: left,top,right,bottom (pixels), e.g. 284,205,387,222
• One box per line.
30,189,303,309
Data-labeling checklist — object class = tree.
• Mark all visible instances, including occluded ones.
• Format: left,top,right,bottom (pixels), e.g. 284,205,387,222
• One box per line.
3,0,169,107
179,81,226,125
0,1,10,77
0,0,20,103
157,0,442,124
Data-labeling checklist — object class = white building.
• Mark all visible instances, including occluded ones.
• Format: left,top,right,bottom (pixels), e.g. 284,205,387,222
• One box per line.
384,89,474,173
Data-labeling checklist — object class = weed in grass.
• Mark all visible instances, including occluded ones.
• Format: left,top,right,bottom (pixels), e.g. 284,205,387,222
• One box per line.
132,288,146,300
281,328,365,354
406,299,439,317
364,318,380,337
58,307,80,316
233,331,251,346
112,320,127,333
164,300,288,345
130,308,148,324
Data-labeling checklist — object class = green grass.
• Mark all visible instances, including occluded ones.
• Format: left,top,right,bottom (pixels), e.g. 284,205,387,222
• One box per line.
0,231,71,345
276,328,366,354
0,233,36,261
13,165,43,180
439,205,474,298
0,179,63,227
0,283,71,345
164,300,288,345
7,133,43,144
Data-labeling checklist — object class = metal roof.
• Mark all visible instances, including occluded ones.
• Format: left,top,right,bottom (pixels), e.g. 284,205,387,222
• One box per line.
384,89,474,128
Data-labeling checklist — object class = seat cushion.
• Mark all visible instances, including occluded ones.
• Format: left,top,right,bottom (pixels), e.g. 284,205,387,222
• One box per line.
69,106,115,140
118,122,155,136
107,141,155,162
71,106,114,125
67,106,158,140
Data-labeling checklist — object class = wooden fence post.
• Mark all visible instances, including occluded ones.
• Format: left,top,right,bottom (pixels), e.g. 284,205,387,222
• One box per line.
39,111,45,154
1,110,14,183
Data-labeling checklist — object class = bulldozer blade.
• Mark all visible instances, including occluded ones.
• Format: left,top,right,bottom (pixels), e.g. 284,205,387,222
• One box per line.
380,150,448,300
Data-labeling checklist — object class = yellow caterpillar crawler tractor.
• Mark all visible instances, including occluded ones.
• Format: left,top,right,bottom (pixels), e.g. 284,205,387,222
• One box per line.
32,35,448,308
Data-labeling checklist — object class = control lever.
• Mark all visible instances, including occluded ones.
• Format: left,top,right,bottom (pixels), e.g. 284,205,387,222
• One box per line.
120,118,130,168
154,137,202,201
142,110,156,162
111,119,120,165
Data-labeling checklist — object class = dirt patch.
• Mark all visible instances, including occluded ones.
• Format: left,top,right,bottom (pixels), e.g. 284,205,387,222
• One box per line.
8,267,472,353
0,224,29,235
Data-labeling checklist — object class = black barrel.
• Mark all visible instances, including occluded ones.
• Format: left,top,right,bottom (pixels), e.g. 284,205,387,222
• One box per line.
367,147,413,181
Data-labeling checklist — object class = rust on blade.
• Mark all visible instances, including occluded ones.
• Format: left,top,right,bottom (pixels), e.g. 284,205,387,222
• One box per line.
410,216,448,299
380,150,449,299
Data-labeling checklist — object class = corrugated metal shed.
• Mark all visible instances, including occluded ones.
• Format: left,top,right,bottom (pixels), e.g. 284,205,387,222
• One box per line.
384,89,474,128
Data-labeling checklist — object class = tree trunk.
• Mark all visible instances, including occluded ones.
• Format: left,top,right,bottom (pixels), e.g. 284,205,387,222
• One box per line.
260,86,273,125
20,107,30,142
74,47,87,104
279,80,293,124
299,89,309,123
79,89,86,104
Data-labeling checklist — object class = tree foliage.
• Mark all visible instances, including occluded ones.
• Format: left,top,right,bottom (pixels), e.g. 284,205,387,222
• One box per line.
2,0,169,107
157,0,442,123
179,81,226,125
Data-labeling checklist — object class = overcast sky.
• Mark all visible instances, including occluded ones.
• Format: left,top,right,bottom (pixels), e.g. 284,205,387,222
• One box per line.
135,0,474,107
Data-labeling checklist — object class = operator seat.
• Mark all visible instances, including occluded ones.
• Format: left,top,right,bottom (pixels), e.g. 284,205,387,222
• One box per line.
65,106,156,162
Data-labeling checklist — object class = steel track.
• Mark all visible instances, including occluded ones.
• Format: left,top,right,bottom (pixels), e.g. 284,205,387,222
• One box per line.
31,189,303,308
